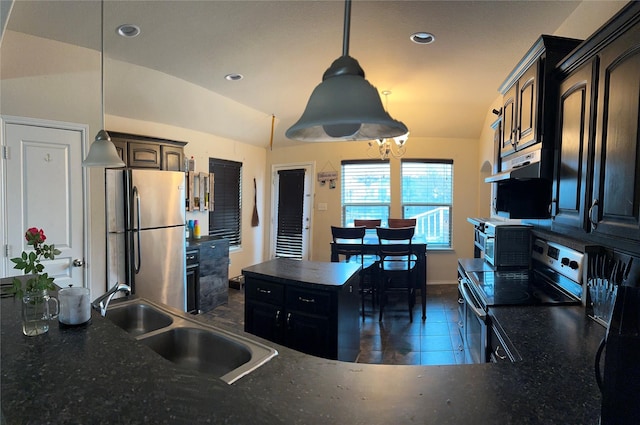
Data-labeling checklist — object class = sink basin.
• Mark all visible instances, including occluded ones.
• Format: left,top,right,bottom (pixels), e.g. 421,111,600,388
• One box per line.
106,303,173,336
104,298,277,384
140,327,252,377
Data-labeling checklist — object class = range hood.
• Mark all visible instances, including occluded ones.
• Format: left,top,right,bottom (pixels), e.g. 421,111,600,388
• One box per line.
485,149,545,183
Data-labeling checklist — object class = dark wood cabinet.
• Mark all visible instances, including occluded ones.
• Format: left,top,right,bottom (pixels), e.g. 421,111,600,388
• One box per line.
243,259,360,362
488,316,521,363
590,20,640,241
498,36,582,160
161,145,184,171
108,131,186,170
186,248,200,314
196,238,229,313
501,65,539,157
128,142,161,168
552,60,597,230
551,2,640,247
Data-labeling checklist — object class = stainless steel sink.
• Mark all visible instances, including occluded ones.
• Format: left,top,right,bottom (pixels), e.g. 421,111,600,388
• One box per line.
139,327,252,377
106,298,277,384
106,302,173,336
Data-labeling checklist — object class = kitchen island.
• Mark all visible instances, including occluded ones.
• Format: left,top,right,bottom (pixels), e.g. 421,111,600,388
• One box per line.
1,288,605,424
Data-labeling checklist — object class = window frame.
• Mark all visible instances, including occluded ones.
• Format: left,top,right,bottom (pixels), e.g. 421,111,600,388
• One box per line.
400,158,454,249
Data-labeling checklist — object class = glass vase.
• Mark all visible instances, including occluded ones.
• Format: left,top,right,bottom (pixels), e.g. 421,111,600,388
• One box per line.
21,289,59,336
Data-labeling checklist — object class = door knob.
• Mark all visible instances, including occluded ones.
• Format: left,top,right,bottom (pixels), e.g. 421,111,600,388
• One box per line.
73,259,84,267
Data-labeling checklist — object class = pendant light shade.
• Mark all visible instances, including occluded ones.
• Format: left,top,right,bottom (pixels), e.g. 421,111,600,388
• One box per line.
82,130,125,167
286,1,407,142
82,0,125,168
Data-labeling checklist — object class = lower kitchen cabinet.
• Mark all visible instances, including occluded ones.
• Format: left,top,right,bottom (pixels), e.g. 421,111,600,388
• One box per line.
188,238,229,313
243,259,360,361
488,315,521,363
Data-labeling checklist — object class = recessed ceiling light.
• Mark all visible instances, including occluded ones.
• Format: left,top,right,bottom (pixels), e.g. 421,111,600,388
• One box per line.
117,24,141,38
410,32,435,45
225,73,244,81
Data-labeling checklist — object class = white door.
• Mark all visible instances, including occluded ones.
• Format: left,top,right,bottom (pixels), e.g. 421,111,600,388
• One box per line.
270,163,314,260
1,118,87,289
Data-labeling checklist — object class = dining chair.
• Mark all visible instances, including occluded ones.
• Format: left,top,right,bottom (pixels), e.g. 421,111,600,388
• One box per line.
387,218,416,228
331,226,378,320
353,219,382,229
376,226,417,322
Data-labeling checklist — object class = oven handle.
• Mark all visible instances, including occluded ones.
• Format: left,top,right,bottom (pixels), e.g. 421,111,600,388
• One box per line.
459,279,487,321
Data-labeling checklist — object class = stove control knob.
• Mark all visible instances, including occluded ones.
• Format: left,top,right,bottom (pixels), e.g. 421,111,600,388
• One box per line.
561,257,570,266
569,260,579,270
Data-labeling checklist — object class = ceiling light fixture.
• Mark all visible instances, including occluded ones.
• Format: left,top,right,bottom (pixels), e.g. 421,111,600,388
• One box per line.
117,24,141,38
410,32,435,45
83,0,125,168
225,73,244,81
367,91,409,160
286,0,407,142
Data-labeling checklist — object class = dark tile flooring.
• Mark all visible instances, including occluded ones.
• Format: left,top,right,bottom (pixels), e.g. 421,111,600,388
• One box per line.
204,283,470,366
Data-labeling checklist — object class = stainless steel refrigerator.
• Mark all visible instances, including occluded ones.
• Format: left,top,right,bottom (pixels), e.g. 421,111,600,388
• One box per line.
106,169,186,311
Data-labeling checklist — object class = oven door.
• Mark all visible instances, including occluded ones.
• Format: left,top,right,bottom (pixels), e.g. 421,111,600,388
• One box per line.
459,278,488,363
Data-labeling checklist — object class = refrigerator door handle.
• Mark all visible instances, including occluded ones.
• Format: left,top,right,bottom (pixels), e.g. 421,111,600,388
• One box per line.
133,186,142,274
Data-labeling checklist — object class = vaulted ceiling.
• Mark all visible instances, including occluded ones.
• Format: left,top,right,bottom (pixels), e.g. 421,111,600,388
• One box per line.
3,0,627,148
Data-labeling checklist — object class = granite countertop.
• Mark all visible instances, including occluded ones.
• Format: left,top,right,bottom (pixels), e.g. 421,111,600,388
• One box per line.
1,285,606,424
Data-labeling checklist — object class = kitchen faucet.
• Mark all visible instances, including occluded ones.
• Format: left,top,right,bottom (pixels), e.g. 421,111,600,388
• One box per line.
91,282,131,316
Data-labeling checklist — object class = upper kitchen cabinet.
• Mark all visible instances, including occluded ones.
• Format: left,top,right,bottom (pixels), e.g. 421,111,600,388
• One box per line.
551,59,597,230
591,10,640,241
108,131,187,171
553,2,640,246
499,36,582,159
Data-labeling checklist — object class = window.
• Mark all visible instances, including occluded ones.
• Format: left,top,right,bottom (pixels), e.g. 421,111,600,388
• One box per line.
401,159,453,249
341,160,390,226
209,158,242,246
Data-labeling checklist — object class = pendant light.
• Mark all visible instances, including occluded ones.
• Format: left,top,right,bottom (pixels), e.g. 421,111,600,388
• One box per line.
83,0,125,168
286,0,407,142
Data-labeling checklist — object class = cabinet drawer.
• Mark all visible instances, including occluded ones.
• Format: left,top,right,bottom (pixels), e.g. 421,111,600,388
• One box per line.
286,287,331,316
198,241,228,259
245,278,284,305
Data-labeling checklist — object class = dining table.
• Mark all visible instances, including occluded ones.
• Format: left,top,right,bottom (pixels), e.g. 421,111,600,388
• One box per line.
330,229,427,320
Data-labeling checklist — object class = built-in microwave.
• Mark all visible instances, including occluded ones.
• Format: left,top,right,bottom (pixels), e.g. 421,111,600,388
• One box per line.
483,223,532,268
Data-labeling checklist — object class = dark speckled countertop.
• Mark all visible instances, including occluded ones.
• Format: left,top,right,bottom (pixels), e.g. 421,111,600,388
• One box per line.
1,274,606,424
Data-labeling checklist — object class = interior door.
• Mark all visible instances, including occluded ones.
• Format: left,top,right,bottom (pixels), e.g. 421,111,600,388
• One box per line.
270,163,313,260
2,118,86,289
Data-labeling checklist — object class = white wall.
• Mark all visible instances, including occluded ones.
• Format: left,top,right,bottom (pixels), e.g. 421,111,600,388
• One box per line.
267,137,479,285
1,30,106,298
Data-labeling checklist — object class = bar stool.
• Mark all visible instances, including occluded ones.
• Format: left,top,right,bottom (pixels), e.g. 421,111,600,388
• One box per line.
354,219,381,229
388,218,416,228
331,226,377,320
376,226,417,322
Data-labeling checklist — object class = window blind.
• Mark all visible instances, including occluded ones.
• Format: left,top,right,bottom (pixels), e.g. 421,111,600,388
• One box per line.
341,160,390,226
209,158,242,246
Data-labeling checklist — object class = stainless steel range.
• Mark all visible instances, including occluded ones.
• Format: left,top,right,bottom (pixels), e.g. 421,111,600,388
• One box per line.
458,237,584,363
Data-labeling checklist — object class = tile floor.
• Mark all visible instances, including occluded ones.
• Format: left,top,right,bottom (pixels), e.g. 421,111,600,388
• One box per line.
205,283,470,366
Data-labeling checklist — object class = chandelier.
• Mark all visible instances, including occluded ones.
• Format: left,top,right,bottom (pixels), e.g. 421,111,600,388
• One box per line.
367,90,409,159
368,132,410,160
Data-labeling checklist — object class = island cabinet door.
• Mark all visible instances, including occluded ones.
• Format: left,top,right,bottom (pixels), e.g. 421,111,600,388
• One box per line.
285,312,332,359
285,286,334,359
244,278,286,343
245,300,284,343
